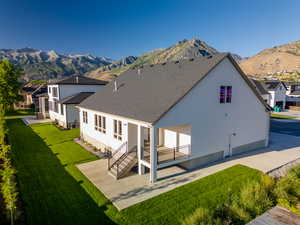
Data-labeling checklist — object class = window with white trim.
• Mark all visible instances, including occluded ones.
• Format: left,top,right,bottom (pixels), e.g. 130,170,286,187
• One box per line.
219,86,232,103
52,87,58,97
94,115,106,133
113,119,122,140
60,104,64,115
82,111,88,123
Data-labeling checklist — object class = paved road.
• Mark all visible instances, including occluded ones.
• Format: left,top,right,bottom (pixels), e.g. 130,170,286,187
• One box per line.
271,119,300,136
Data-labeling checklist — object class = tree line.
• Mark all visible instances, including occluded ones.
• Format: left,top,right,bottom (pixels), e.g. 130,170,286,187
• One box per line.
0,59,22,225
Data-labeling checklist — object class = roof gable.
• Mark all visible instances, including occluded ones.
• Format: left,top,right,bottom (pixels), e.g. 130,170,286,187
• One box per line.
79,53,270,124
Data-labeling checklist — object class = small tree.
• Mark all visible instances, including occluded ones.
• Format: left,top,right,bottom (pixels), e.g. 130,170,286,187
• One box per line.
0,59,22,112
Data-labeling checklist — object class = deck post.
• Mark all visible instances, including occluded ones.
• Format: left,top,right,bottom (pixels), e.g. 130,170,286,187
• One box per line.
150,126,157,183
137,125,145,175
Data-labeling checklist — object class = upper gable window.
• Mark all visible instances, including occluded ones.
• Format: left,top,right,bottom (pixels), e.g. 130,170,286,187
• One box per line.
219,86,232,103
52,87,58,97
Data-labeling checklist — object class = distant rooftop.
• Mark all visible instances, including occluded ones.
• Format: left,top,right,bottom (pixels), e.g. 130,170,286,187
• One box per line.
49,75,108,85
58,92,95,105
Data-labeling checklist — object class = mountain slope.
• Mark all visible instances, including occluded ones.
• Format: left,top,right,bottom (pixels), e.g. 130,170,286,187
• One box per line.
240,40,300,77
87,38,219,81
0,48,113,81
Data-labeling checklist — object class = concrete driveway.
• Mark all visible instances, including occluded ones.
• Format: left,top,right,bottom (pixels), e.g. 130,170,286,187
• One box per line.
77,120,300,210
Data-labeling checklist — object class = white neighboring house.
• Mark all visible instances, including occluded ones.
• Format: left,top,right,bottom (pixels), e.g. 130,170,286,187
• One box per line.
260,81,287,109
78,53,270,183
251,79,271,105
48,76,108,128
284,82,300,108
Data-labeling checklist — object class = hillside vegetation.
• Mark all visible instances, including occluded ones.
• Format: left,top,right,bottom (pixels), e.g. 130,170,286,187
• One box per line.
241,40,300,79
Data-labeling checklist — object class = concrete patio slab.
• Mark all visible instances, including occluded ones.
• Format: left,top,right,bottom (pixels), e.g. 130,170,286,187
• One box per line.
77,132,300,210
22,116,51,126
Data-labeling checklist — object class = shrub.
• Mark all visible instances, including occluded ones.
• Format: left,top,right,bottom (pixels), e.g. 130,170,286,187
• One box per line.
274,165,300,211
0,109,20,223
181,207,223,225
234,179,273,218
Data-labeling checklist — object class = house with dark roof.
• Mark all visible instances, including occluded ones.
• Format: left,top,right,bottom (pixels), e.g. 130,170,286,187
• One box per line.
78,53,270,183
284,82,300,108
260,81,287,109
250,79,270,105
47,75,108,128
15,83,47,109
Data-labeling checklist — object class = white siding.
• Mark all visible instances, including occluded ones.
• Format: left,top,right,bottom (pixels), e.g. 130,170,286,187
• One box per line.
155,58,269,158
59,85,104,100
79,109,129,151
47,83,104,126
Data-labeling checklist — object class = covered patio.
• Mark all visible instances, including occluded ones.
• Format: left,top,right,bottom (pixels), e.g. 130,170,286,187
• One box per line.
126,122,192,183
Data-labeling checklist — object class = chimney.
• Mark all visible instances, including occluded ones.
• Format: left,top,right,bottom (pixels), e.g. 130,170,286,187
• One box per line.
114,80,118,92
76,76,79,84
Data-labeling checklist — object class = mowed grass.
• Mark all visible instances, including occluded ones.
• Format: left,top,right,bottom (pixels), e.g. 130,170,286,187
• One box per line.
271,113,297,119
5,109,34,119
7,119,263,225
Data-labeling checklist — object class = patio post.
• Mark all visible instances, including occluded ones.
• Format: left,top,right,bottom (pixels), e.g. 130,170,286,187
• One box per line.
150,126,157,183
137,124,145,175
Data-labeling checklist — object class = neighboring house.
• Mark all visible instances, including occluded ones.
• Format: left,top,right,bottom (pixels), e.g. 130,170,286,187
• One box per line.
251,79,270,105
15,83,47,109
78,53,270,183
261,81,287,109
48,76,108,128
284,82,300,108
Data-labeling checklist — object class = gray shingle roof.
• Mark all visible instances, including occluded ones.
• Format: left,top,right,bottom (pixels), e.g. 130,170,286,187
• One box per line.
79,53,270,124
59,92,95,105
50,75,108,85
261,81,287,91
251,79,269,95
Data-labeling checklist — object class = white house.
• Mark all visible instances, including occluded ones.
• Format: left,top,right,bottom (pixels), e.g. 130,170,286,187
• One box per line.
78,53,270,183
48,76,108,128
261,81,287,109
284,82,300,108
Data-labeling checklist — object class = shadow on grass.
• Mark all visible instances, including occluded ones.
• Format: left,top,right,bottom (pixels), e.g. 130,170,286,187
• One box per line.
7,119,116,225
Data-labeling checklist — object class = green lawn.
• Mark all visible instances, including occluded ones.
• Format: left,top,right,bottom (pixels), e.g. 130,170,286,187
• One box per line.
271,113,297,119
7,119,263,225
5,109,34,119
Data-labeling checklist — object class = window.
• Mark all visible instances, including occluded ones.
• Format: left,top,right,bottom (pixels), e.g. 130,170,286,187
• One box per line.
219,86,225,103
54,100,59,113
226,86,232,103
52,87,58,97
113,119,122,140
94,115,106,133
82,111,88,123
219,86,232,104
48,87,51,93
60,104,64,115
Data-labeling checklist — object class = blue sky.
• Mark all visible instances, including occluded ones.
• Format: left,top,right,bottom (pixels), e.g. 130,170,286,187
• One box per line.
1,0,300,59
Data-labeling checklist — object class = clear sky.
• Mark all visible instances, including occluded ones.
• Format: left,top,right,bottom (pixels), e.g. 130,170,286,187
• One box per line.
1,0,300,59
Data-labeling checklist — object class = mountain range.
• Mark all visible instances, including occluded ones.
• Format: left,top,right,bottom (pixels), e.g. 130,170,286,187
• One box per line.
86,38,221,81
3,38,300,82
0,48,113,81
